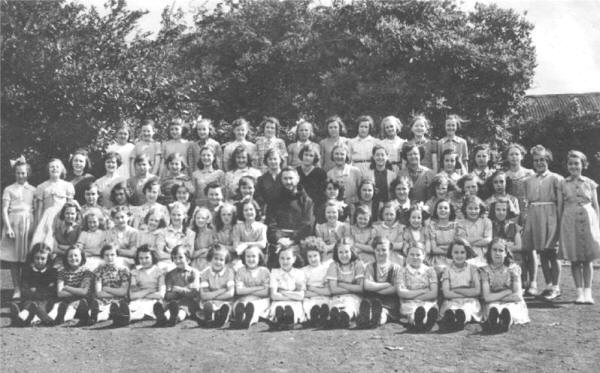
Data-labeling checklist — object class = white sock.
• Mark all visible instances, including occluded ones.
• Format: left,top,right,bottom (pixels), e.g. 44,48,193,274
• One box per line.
552,285,560,291
545,283,554,291
177,309,186,322
18,310,29,321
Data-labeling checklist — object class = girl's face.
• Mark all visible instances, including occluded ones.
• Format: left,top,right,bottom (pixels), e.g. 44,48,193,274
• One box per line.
373,148,388,167
171,209,185,226
360,184,374,201
168,159,183,174
169,124,183,140
327,121,340,137
140,125,154,141
406,148,420,166
436,182,448,198
48,161,63,178
173,250,188,269
220,208,234,225
264,122,277,138
114,189,127,205
436,201,451,220
492,174,507,194
196,123,209,140
200,149,214,168
325,183,340,200
279,249,295,270
412,119,427,137
135,160,150,176
105,157,118,173
382,208,396,224
445,119,458,135
409,210,422,229
297,123,311,141
463,180,478,196
64,207,77,224
145,185,160,203
306,250,321,267
194,211,210,228
374,243,390,263
332,148,347,166
67,249,82,268
337,245,352,264
14,165,28,184
207,188,223,206
383,120,397,138
84,188,99,205
234,124,248,140
567,156,583,176
466,202,481,220
266,153,282,170
240,182,255,198
113,211,129,228
71,154,86,174
443,154,457,172
244,248,260,269
533,154,548,174
138,251,153,269
33,251,49,270
356,213,370,228
116,128,129,144
407,247,424,267
242,203,257,222
147,214,161,231
475,150,489,168
175,187,190,203
325,205,339,223
507,147,523,167
235,152,248,168
103,248,117,265
451,244,467,265
357,121,370,137
490,243,507,265
86,214,99,231
395,183,410,202
494,202,508,222
301,149,316,166
211,251,227,272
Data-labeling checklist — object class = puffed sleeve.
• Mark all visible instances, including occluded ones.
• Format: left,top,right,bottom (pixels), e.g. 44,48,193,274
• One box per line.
325,261,338,281
363,262,375,281
261,267,271,287
354,261,365,280
199,267,210,288
396,267,407,289
426,267,436,284
509,264,521,284
440,266,451,283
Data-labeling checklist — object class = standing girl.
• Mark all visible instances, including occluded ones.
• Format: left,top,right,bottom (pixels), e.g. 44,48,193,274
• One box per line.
300,237,331,327
66,148,96,206
347,115,378,177
315,201,347,261
190,207,216,271
198,245,235,327
326,145,362,204
378,116,405,173
319,115,348,172
457,195,492,267
223,118,258,171
192,146,224,207
439,238,482,331
406,115,437,172
224,145,261,200
160,118,190,178
32,159,75,249
126,154,158,207
76,210,107,270
505,143,535,226
129,245,166,323
91,244,130,326
287,119,321,168
401,205,432,258
255,117,288,173
326,239,365,328
558,150,600,304
397,244,439,332
214,203,237,258
437,115,469,170
2,158,35,299
373,202,404,265
428,199,461,273
522,145,562,299
106,122,135,179
95,152,126,209
130,119,162,176
187,118,223,174
231,245,271,328
481,238,530,332
347,206,377,264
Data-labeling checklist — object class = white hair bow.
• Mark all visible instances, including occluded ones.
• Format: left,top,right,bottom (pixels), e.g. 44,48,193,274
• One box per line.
9,155,26,168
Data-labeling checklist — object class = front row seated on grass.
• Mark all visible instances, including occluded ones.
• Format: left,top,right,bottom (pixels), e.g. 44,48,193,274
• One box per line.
9,236,529,333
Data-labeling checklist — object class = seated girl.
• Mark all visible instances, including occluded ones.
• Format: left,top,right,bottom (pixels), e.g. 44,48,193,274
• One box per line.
300,237,331,328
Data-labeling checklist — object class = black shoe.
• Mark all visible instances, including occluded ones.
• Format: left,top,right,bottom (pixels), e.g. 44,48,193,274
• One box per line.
153,302,167,326
499,309,511,332
439,310,455,331
214,304,230,327
10,303,23,327
282,305,294,330
329,307,340,329
89,299,99,325
76,299,90,326
338,311,350,328
423,307,438,331
370,300,383,328
203,303,214,324
242,303,254,329
413,306,426,331
356,300,371,329
454,309,466,330
318,304,329,327
167,301,180,326
486,307,500,332
55,301,68,325
273,306,285,330
109,302,119,321
117,300,130,326
231,303,246,328
309,305,320,327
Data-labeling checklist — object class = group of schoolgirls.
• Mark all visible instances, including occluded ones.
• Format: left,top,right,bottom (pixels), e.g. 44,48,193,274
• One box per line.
3,113,600,332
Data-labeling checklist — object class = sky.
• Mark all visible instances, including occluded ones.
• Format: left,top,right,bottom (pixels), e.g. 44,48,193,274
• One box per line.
75,0,600,95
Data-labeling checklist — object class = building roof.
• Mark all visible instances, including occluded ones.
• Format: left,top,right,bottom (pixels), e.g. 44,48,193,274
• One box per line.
523,92,600,121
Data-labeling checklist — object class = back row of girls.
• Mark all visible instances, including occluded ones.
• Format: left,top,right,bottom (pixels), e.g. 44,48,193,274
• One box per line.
2,114,599,310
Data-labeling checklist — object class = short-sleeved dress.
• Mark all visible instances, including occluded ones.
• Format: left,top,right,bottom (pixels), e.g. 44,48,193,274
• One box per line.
57,266,92,308
199,266,235,310
427,220,462,271
269,267,307,323
31,179,75,249
94,263,130,305
326,260,365,317
1,182,35,262
374,221,405,265
346,225,377,264
439,262,482,322
522,171,562,252
315,221,347,262
302,263,331,317
397,264,438,323
558,176,600,262
234,266,271,324
506,167,535,226
129,265,164,320
480,264,529,325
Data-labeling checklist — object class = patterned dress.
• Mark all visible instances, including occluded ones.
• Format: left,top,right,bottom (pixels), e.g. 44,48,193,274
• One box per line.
31,179,75,249
326,260,365,318
522,171,562,252
397,264,438,323
480,263,529,324
234,266,271,324
439,262,482,322
1,182,35,262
